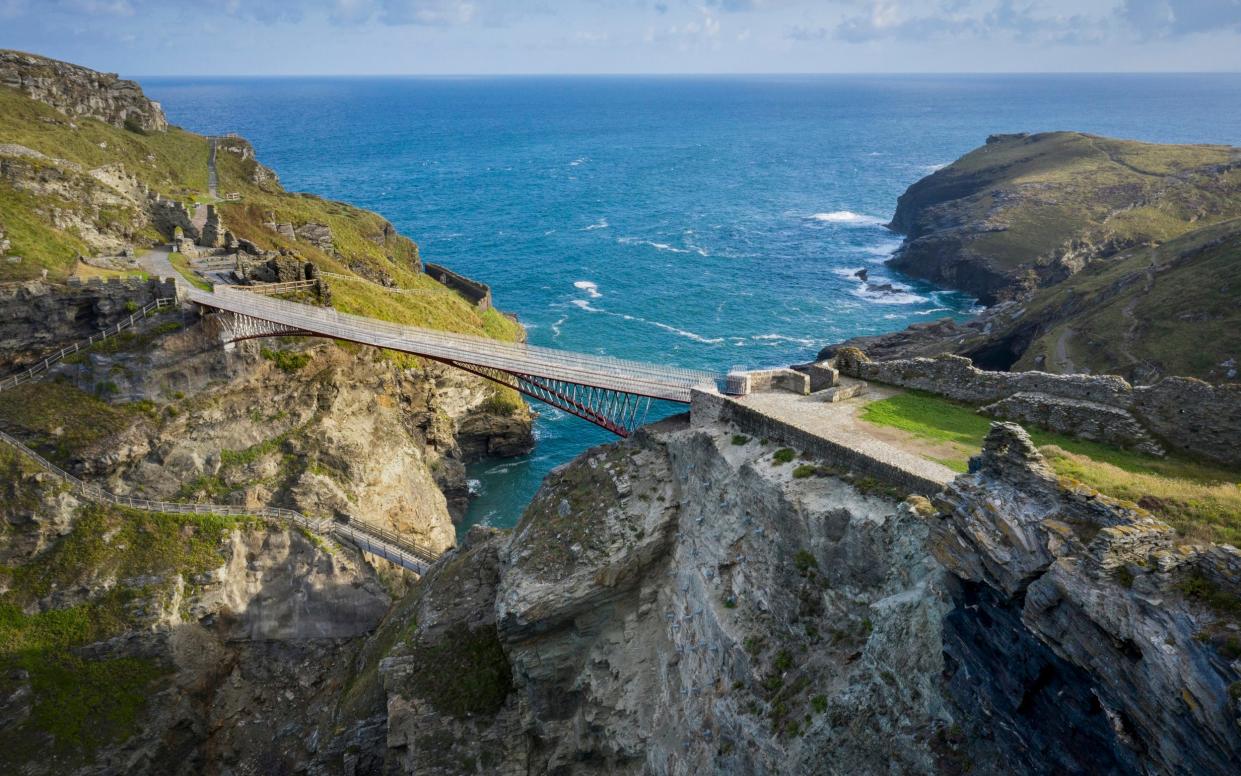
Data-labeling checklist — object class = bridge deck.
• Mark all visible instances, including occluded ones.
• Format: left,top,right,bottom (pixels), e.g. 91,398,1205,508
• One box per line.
189,288,719,403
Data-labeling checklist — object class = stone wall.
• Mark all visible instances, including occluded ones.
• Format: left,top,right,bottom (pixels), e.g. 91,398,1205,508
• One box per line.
0,49,167,132
727,367,809,395
836,349,1241,466
424,262,492,310
0,277,178,365
149,195,197,241
691,388,945,496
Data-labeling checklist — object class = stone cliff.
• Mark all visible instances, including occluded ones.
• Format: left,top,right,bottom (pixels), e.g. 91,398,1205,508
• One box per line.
0,49,168,132
341,416,1241,775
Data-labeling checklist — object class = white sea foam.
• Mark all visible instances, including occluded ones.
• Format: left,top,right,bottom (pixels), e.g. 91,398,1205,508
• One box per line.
549,315,567,338
570,157,589,167
851,286,928,305
583,218,608,231
922,162,948,173
574,280,603,298
751,333,816,346
808,211,887,226
617,236,707,256
467,479,482,496
915,306,951,315
568,297,723,343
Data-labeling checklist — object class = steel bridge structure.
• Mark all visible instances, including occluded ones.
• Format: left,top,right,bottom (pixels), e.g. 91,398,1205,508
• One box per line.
191,287,722,437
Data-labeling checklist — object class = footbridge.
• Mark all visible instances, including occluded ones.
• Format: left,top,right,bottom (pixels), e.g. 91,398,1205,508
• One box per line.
189,287,723,437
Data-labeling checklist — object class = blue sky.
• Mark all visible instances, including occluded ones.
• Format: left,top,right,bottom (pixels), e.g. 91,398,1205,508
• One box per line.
2,1,1240,75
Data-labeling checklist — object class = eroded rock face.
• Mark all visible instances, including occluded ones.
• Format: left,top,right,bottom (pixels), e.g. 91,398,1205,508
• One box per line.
378,415,958,774
0,49,168,132
932,423,1241,775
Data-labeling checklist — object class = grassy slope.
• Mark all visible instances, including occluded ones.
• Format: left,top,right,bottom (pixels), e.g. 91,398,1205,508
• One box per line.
905,132,1240,274
0,85,209,281
212,148,522,343
861,390,1241,545
1014,218,1241,380
0,83,521,345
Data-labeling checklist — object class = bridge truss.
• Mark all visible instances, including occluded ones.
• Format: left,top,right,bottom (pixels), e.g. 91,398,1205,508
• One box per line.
197,291,719,437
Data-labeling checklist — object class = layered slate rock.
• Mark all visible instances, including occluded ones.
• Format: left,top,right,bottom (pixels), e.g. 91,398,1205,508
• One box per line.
932,423,1241,775
0,49,168,132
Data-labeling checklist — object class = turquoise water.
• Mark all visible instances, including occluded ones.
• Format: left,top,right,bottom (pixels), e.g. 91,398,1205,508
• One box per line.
142,74,1241,534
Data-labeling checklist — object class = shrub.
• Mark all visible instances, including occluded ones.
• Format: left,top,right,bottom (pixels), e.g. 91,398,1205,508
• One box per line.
731,434,750,446
260,347,312,373
772,448,795,465
792,464,817,479
793,550,818,574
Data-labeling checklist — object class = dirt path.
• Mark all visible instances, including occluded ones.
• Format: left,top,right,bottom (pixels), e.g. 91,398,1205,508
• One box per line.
1052,327,1077,374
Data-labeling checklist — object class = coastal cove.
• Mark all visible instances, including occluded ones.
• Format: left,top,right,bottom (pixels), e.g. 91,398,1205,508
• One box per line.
142,73,1241,533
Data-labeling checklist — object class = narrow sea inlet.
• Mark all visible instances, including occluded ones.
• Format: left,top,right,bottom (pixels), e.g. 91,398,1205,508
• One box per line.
143,73,1241,532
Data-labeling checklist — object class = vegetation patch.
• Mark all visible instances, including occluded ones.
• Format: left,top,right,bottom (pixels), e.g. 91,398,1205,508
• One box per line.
0,496,253,761
404,623,513,718
861,390,1241,545
260,347,312,373
0,380,150,463
772,448,796,465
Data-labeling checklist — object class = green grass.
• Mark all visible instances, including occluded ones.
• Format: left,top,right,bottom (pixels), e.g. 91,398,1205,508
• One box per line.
861,390,1241,544
168,250,211,291
0,497,257,761
772,448,796,465
0,381,153,463
260,347,312,373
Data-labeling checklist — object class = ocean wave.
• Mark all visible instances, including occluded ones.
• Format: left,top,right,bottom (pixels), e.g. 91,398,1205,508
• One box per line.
807,211,887,226
915,306,951,315
617,236,708,257
583,218,608,231
574,280,603,298
570,157,589,167
851,286,928,305
549,315,567,338
751,333,816,346
568,297,723,344
467,479,482,496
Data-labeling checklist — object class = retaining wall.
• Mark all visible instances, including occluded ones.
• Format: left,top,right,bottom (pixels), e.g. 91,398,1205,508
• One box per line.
424,262,492,310
691,389,946,497
835,349,1241,466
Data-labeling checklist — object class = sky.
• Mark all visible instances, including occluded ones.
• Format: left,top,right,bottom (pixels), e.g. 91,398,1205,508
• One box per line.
2,1,1240,75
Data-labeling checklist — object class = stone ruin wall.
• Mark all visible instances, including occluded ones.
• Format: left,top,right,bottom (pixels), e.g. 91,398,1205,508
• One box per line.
834,349,1241,467
424,262,492,310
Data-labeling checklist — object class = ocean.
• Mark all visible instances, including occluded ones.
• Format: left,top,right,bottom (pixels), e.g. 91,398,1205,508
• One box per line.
140,73,1241,536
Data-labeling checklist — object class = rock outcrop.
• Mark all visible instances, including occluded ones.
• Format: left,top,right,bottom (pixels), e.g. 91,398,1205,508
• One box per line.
368,415,962,774
0,49,167,132
350,417,1241,775
932,423,1241,775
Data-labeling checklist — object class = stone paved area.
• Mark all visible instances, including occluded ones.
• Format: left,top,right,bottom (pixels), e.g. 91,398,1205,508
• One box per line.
732,383,957,489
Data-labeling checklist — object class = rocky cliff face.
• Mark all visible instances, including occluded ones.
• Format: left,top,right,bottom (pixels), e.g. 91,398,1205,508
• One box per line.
0,49,167,132
369,414,956,774
0,443,390,775
933,423,1241,774
342,415,1241,775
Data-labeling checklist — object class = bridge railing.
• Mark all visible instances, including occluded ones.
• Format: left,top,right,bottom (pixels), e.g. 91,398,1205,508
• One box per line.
190,289,720,400
0,297,178,393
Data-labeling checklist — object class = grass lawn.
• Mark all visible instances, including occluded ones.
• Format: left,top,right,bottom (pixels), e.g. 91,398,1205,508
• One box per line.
861,390,1241,545
168,251,211,291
